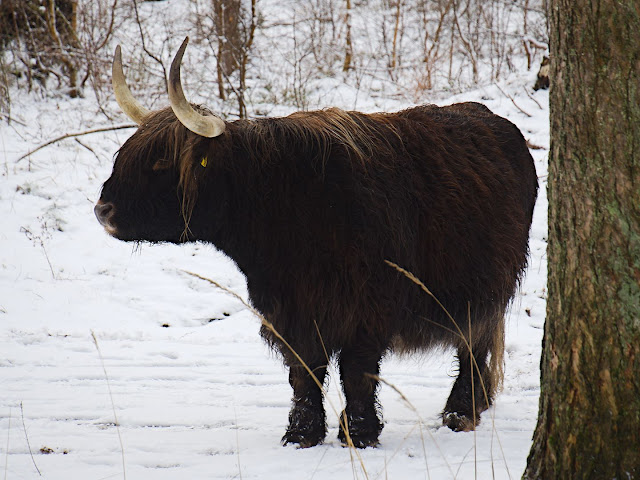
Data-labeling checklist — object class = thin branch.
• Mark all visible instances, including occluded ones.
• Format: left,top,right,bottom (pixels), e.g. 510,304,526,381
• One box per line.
0,112,27,127
524,87,543,109
452,0,478,82
16,124,136,163
75,138,101,163
495,83,532,118
132,0,168,93
95,0,119,52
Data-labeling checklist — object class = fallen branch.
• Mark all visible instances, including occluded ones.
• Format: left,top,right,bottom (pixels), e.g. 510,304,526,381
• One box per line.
16,124,137,163
495,83,532,118
0,112,27,127
524,86,544,110
74,138,101,163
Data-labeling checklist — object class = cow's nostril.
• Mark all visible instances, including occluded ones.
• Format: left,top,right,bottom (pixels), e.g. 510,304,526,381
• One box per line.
94,201,115,228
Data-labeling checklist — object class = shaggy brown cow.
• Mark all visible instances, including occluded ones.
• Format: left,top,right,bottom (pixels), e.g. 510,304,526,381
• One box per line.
95,37,538,448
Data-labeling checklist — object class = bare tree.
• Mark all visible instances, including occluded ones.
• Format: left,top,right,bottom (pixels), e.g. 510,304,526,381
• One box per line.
193,0,257,118
416,0,452,91
0,0,118,101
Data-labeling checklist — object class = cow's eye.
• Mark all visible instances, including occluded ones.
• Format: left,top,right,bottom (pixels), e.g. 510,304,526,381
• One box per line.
152,159,171,171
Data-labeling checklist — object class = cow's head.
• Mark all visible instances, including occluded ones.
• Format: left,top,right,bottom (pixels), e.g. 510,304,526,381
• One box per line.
95,37,224,243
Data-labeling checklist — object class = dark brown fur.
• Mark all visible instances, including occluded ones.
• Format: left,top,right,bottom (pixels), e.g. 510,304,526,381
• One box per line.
97,102,538,447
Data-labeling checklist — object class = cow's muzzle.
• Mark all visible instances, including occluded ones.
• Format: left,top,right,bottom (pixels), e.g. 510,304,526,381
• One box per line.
94,201,117,234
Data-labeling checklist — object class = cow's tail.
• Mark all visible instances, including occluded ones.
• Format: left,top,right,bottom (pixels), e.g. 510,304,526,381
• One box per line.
486,314,505,401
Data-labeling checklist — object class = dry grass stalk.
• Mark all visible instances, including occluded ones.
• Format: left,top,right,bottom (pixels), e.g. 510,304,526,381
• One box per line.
180,269,370,477
183,263,514,478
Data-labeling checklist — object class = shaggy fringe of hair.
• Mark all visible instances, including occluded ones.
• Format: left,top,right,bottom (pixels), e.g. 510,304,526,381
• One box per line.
282,108,404,166
234,107,405,169
177,107,405,236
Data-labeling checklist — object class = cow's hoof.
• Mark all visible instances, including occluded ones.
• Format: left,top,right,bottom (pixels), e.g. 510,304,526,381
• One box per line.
281,430,325,448
442,411,479,432
338,430,380,448
282,402,326,448
338,409,382,448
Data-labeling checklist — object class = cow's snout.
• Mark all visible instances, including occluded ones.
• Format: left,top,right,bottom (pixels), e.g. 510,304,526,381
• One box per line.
94,201,116,231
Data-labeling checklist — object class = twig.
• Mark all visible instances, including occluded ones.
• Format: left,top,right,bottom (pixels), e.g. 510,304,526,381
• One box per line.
91,331,126,480
41,242,56,280
524,87,543,110
20,227,56,280
20,403,41,477
94,0,119,52
0,112,27,127
132,0,168,93
75,138,101,163
16,124,136,163
495,83,532,118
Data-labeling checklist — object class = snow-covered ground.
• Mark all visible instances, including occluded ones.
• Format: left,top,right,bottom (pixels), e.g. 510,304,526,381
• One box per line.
1,55,548,480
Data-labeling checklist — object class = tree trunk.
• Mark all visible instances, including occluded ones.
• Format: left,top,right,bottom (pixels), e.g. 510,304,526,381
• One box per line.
342,0,352,72
524,1,640,478
237,0,256,119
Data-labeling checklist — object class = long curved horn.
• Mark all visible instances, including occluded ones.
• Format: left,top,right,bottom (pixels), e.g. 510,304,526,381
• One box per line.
168,37,226,138
112,45,151,125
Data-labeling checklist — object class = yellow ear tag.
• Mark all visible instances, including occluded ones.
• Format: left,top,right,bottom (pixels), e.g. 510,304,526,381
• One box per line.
200,157,208,168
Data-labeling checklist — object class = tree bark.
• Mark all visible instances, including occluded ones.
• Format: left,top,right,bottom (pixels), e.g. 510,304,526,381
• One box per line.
524,1,640,478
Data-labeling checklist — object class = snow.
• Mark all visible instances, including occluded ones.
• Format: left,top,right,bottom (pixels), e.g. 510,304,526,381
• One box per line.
1,7,549,478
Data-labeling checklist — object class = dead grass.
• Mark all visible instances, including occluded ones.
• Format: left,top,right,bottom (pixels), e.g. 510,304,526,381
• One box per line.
91,330,127,480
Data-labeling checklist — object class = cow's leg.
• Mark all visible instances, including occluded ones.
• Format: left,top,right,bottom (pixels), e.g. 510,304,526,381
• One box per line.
337,342,385,448
282,359,328,448
442,345,492,432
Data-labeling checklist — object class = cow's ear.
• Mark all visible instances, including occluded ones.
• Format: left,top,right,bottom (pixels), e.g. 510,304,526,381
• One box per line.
152,158,172,171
